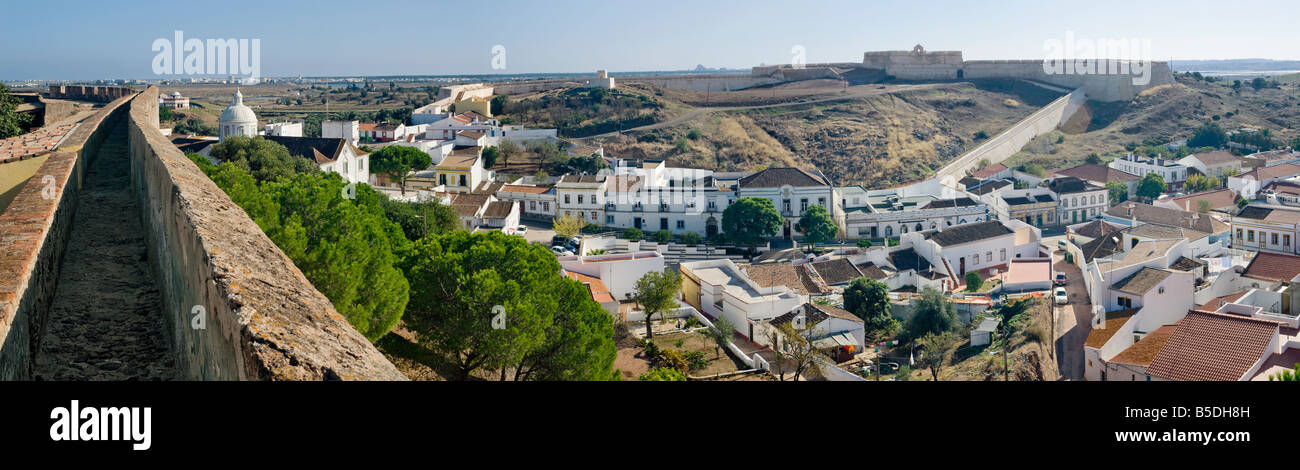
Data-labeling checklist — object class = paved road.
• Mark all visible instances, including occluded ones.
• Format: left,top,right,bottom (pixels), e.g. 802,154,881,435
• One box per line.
575,83,946,140
1051,248,1093,381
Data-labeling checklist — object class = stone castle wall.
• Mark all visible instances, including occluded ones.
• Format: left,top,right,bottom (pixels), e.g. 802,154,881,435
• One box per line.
125,87,404,380
48,85,135,102
0,87,405,380
859,50,1174,101
0,94,133,379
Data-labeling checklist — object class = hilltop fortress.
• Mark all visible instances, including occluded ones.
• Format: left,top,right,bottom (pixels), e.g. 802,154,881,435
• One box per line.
748,45,1174,102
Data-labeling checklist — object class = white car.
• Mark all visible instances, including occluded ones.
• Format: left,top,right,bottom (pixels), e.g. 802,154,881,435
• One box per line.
1053,287,1069,305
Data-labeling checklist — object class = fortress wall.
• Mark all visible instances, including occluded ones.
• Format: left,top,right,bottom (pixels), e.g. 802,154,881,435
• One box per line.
48,85,136,102
933,87,1088,184
126,87,404,380
0,94,133,379
624,75,781,91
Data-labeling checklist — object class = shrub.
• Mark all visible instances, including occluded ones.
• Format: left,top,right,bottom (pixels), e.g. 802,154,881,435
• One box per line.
653,230,672,244
684,350,708,371
680,232,703,246
1026,322,1050,344
856,239,873,249
622,227,643,240
639,367,686,381
887,238,900,247
964,272,983,292
707,232,728,246
657,348,690,373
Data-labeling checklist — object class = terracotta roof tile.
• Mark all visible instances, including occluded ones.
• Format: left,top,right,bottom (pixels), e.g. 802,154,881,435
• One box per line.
1241,251,1300,282
1085,308,1140,349
1146,311,1278,381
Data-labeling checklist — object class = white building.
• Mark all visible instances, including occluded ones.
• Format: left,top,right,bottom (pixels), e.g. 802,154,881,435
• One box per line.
556,174,607,226
900,219,1041,289
1108,153,1188,192
264,121,303,137
322,120,360,145
679,259,807,341
585,70,616,89
160,91,189,109
1048,176,1109,226
558,251,665,318
735,167,839,239
218,89,257,141
842,185,989,239
262,135,371,185
600,159,734,236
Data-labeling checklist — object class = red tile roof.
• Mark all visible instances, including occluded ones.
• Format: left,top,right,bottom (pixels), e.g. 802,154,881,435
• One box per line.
970,162,1008,179
1239,162,1300,181
567,271,615,303
1146,311,1278,381
1241,251,1300,283
1159,188,1237,211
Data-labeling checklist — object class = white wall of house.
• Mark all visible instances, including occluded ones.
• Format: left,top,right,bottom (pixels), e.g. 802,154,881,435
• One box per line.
558,252,665,300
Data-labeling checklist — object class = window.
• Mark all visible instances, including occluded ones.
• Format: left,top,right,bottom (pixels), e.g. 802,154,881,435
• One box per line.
986,251,992,263
578,195,584,204
1237,229,1244,240
915,223,923,231
1248,230,1255,242
564,194,571,204
970,254,978,266
1286,235,1292,247
783,199,791,213
1158,286,1165,294
606,215,614,224
676,220,685,229
459,175,466,186
1273,233,1280,246
591,211,597,220
800,198,808,212
817,197,825,207
542,202,549,211
439,174,447,185
529,201,536,210
1000,248,1006,261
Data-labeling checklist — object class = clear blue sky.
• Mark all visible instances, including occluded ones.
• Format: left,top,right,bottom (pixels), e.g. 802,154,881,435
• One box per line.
3,0,1297,80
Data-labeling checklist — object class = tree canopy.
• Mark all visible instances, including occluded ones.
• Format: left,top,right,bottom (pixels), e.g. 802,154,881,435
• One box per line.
208,136,319,184
902,288,961,342
1106,181,1128,205
722,197,783,252
632,270,680,338
382,198,461,241
399,231,615,380
0,84,34,138
1136,172,1168,200
369,145,432,194
797,204,837,248
1188,122,1228,149
843,278,897,341
192,156,411,341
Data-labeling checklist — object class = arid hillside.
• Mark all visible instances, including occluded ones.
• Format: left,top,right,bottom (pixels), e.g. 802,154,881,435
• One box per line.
1008,76,1300,171
591,79,1062,188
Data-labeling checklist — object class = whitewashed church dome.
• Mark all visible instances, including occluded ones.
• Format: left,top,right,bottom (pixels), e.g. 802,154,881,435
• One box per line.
218,89,257,140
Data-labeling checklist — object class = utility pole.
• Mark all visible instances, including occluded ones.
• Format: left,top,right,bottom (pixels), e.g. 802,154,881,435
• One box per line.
1002,323,1010,381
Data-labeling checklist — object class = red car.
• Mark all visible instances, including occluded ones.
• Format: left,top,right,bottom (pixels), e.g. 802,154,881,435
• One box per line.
1054,271,1068,286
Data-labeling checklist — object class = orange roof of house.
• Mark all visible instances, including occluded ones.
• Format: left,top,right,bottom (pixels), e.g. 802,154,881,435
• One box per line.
1146,311,1279,381
567,271,615,303
500,184,551,194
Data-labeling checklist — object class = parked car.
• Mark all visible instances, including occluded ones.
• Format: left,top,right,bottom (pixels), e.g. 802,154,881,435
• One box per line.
550,246,574,256
1054,271,1068,286
550,236,579,253
1053,287,1069,305
1057,239,1068,249
514,225,528,235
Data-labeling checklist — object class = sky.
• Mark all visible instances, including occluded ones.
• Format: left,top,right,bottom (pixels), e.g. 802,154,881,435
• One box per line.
3,0,1298,80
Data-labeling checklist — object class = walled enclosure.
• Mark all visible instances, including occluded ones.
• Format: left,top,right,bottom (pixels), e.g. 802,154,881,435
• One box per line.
0,87,405,380
0,95,131,379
